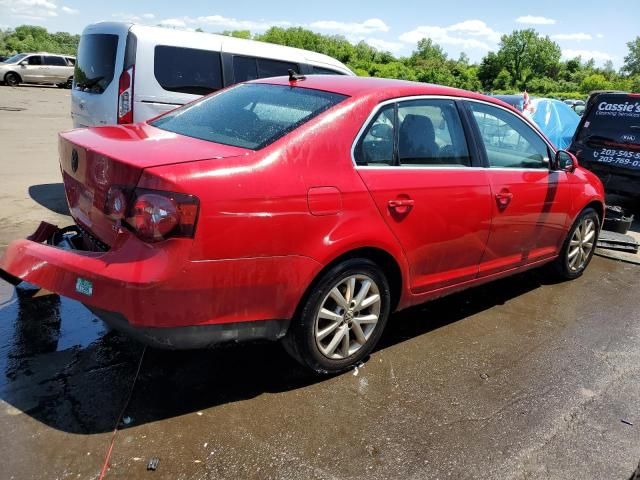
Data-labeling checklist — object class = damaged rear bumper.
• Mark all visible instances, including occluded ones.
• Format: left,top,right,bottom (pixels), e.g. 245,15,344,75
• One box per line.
0,222,317,349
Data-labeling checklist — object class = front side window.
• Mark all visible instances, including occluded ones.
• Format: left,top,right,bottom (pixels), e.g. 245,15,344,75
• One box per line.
150,83,347,150
312,66,343,75
27,56,42,65
233,56,300,83
154,46,223,95
469,102,550,169
232,56,258,83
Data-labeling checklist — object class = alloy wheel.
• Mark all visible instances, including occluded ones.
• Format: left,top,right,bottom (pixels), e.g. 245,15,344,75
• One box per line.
314,274,381,360
567,217,596,272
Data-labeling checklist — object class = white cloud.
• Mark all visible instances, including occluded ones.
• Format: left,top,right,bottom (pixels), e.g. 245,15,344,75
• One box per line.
365,37,404,53
159,18,187,28
0,0,58,19
515,15,556,25
194,15,291,31
562,49,614,62
399,20,500,50
310,18,389,35
141,13,154,19
551,33,592,41
61,5,78,14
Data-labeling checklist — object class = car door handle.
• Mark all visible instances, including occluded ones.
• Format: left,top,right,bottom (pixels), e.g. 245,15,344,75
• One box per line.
495,191,513,208
388,199,415,208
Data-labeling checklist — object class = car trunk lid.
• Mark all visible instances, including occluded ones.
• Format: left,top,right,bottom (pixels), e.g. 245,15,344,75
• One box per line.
59,123,250,245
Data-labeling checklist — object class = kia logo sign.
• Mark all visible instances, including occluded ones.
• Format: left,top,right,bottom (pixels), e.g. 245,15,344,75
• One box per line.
71,149,79,173
622,134,636,142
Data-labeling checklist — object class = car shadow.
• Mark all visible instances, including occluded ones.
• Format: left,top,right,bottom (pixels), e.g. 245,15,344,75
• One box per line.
0,267,554,435
28,183,70,216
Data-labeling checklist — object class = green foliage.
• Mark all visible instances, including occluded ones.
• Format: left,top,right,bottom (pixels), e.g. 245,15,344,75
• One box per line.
0,25,79,55
221,30,252,39
623,37,640,75
580,74,611,93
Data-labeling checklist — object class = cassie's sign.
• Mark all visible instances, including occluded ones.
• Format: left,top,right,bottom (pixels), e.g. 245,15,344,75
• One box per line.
597,101,640,113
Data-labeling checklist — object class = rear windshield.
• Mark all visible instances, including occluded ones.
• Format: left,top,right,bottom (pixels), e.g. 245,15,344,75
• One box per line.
150,83,348,150
577,94,640,143
74,33,118,94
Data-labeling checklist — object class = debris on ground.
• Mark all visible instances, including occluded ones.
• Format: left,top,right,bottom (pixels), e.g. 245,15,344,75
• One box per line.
621,419,634,426
147,457,160,471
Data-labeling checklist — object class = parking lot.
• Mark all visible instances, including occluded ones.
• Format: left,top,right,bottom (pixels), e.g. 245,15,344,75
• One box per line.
1,86,640,479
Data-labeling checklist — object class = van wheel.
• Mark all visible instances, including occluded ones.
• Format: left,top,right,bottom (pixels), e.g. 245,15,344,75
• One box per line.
551,207,600,279
282,258,391,374
4,72,20,87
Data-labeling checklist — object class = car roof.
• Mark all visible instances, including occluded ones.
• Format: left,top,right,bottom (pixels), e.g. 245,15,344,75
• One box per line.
252,75,515,109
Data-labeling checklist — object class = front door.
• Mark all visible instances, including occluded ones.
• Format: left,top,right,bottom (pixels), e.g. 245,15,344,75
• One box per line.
355,98,493,293
465,101,571,276
20,55,46,82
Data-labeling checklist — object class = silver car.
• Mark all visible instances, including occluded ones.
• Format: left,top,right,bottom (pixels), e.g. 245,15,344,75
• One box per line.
0,52,75,88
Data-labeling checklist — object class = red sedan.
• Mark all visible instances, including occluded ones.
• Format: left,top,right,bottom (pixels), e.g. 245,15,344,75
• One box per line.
0,75,604,373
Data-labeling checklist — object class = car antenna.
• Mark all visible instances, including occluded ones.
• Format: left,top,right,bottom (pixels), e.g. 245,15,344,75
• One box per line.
288,69,306,82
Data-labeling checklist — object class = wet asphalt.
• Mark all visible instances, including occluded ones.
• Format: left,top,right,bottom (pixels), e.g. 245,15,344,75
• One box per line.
1,86,640,480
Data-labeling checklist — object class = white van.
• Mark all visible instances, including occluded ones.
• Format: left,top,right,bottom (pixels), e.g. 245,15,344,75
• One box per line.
71,22,355,127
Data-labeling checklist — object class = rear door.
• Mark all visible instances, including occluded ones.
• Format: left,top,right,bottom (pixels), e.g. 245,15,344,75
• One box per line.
43,55,69,83
465,100,571,275
71,30,123,127
355,98,493,293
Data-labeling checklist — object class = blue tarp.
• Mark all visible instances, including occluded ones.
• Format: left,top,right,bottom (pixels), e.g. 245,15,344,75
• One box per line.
524,98,580,149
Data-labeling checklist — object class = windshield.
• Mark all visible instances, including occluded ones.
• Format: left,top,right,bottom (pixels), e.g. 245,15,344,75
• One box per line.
2,53,27,64
150,83,348,150
577,94,640,144
74,33,118,94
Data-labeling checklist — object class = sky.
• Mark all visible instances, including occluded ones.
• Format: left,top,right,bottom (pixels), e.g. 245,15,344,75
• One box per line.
0,0,637,67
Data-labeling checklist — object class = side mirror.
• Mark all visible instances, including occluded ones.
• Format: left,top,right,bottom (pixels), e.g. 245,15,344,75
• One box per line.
555,150,578,173
18,60,27,66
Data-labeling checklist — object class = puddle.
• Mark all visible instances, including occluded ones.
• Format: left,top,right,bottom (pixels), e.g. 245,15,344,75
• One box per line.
0,280,105,390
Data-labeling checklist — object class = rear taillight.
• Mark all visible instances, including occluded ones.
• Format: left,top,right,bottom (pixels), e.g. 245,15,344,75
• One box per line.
124,189,199,243
117,65,134,124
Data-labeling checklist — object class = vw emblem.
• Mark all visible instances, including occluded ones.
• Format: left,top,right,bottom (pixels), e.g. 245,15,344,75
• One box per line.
71,149,79,173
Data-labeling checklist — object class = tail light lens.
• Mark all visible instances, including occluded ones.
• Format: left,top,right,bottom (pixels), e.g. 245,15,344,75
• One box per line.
117,65,134,124
108,188,199,243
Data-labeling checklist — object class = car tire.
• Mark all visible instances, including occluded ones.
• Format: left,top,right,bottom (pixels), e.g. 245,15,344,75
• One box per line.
4,72,20,87
551,207,600,280
282,258,391,374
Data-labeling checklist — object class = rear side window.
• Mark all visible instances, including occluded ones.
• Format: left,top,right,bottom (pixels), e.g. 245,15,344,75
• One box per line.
75,33,118,94
232,55,299,83
154,46,223,95
44,55,67,66
150,83,347,150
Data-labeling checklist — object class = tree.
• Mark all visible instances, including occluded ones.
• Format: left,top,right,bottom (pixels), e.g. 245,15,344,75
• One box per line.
623,37,640,75
221,30,251,39
580,74,611,93
496,29,561,89
477,52,502,90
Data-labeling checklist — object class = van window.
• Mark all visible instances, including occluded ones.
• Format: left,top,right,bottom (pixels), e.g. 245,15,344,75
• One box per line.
312,66,343,75
65,57,75,66
151,83,347,150
44,55,67,66
74,33,118,94
154,46,223,96
232,56,258,83
232,55,299,82
27,56,42,65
